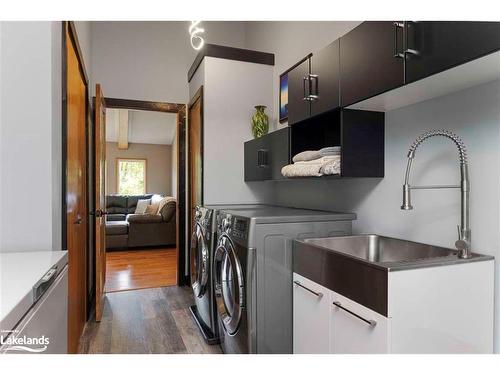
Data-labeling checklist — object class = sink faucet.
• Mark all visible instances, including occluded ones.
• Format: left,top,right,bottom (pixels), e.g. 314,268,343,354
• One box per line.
401,130,471,259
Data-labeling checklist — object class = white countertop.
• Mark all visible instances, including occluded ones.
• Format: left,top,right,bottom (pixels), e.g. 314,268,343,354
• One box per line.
0,251,68,333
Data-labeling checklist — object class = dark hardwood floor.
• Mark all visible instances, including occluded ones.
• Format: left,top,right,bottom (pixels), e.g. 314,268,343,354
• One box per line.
78,286,222,354
105,248,177,292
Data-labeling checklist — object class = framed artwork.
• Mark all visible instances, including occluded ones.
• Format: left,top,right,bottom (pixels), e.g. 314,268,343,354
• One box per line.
279,72,288,123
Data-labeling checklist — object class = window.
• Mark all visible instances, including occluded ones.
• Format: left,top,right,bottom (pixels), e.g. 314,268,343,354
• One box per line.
117,158,147,195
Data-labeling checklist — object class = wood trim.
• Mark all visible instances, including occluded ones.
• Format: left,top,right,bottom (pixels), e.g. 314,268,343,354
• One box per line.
176,105,188,286
104,97,184,113
98,96,188,286
115,158,148,195
188,44,275,82
67,21,89,85
187,87,204,205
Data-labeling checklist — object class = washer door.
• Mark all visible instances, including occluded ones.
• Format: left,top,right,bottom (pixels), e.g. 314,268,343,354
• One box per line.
190,224,209,298
214,235,244,336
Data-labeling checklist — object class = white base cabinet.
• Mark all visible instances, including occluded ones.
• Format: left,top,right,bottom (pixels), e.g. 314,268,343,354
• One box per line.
293,259,494,354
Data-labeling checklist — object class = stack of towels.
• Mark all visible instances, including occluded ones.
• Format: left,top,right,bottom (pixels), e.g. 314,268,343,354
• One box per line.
281,146,341,177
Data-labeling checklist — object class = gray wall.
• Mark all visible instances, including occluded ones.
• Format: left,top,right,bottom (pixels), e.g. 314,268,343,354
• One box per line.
270,80,500,352
0,22,62,252
106,142,173,196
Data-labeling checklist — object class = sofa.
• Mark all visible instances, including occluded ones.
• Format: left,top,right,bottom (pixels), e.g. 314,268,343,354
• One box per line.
105,194,176,250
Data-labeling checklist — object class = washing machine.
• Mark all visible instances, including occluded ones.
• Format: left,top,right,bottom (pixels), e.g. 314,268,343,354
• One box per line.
214,206,356,354
189,204,269,344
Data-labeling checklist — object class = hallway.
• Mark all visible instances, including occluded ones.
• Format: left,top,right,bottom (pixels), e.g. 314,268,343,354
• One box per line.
78,286,221,354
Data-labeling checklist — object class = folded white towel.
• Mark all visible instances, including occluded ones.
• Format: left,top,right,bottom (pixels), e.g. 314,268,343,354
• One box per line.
292,146,341,163
320,158,341,175
294,155,340,165
282,155,341,178
281,163,323,177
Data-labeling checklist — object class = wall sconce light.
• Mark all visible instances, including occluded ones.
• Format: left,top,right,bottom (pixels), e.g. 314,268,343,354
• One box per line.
189,21,205,51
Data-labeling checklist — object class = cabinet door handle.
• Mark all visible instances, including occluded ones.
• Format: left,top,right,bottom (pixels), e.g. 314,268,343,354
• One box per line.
333,301,377,327
257,149,268,167
309,74,319,101
403,21,419,57
393,21,405,59
293,280,323,298
302,76,310,101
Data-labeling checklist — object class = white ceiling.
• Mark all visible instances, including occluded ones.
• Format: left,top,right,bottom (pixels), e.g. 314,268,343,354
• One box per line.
105,108,177,145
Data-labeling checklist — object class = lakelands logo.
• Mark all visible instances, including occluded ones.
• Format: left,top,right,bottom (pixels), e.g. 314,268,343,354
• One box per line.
1,330,49,353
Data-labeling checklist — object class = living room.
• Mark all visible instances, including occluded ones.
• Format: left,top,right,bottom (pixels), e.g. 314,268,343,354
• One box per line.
103,104,179,293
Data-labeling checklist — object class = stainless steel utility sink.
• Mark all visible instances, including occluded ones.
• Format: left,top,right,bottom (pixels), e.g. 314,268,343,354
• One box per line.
293,234,493,316
303,235,458,264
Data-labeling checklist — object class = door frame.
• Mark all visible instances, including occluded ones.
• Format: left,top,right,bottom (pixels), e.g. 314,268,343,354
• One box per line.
101,97,188,286
187,86,204,285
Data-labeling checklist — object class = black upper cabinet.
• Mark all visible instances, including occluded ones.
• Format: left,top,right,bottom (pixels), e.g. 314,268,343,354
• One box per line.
244,128,290,181
340,21,405,107
287,57,311,125
405,21,500,83
310,40,340,117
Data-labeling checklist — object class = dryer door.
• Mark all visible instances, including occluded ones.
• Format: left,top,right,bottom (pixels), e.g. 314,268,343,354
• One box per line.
214,235,244,336
190,223,209,298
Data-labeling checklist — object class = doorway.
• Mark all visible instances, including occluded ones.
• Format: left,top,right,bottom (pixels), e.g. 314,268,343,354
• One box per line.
91,97,187,304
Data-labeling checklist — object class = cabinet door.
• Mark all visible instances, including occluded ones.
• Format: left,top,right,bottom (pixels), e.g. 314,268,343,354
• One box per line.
340,21,405,107
330,291,389,354
244,136,270,181
288,57,311,125
293,273,330,354
267,127,290,180
311,40,340,117
405,21,500,83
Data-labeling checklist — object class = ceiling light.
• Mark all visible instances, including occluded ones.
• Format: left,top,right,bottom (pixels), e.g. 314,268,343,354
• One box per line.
189,21,205,51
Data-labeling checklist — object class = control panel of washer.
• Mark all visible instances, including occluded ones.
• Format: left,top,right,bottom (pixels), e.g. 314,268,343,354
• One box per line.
231,216,249,241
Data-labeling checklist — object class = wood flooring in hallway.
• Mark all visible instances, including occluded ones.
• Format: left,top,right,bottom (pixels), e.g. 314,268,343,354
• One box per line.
105,248,177,292
78,286,222,354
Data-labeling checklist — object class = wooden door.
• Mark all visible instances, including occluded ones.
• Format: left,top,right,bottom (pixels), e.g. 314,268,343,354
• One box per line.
405,21,500,84
188,89,203,243
66,26,88,353
310,39,340,116
287,57,311,125
94,84,107,321
340,21,405,107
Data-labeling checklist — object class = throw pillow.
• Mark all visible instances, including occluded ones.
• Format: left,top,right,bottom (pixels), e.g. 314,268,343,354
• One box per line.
145,204,159,215
151,194,164,206
135,199,151,214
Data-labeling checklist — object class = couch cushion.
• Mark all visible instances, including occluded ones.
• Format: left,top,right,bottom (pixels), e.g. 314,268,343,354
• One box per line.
107,195,127,208
107,213,127,222
160,201,176,222
106,221,129,235
127,214,163,223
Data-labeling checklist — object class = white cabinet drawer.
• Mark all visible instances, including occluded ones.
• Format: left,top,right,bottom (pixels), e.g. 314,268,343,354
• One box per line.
329,291,390,354
292,273,330,353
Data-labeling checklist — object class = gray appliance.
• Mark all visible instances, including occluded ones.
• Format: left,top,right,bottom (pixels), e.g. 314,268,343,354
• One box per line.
214,207,356,354
189,204,269,343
